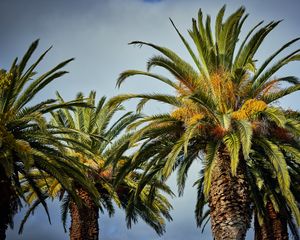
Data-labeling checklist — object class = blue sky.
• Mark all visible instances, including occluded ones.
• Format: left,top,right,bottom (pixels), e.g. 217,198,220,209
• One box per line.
1,0,300,239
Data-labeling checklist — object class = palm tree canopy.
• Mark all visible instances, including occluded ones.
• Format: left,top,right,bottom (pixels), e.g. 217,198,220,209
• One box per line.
111,5,300,234
20,92,173,235
0,40,98,227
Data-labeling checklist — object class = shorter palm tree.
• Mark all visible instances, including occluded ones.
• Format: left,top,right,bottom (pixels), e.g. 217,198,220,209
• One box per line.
20,92,173,240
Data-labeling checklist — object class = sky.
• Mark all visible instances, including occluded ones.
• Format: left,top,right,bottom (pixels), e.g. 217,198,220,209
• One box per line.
1,0,300,239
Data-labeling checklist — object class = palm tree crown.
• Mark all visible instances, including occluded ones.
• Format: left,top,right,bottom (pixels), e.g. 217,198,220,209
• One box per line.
21,91,173,238
0,40,97,239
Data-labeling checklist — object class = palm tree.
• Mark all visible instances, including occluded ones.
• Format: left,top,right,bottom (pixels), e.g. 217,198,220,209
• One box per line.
251,121,300,240
195,145,300,240
195,137,300,240
21,92,173,240
111,6,300,239
0,40,98,240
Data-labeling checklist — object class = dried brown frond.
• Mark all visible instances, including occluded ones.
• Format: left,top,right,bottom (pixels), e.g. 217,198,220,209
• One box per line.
261,79,280,96
236,72,252,99
176,82,193,96
251,121,261,132
211,125,227,139
273,127,293,141
176,71,199,93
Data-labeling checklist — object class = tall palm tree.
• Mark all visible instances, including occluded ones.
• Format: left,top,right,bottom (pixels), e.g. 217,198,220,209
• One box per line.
111,6,300,239
0,40,98,240
21,92,173,240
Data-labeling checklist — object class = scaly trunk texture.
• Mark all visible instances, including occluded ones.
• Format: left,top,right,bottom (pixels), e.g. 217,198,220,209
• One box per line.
0,178,10,240
0,167,17,240
209,150,251,240
254,202,288,240
69,187,99,240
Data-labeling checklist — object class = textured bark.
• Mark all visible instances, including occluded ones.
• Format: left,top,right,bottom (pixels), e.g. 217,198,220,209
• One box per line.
254,202,288,240
0,179,10,240
69,188,99,240
209,150,251,240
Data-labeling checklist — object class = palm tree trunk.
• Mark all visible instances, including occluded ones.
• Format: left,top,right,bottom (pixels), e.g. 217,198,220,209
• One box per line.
69,187,99,240
209,150,252,240
0,179,10,240
0,167,17,240
254,202,288,240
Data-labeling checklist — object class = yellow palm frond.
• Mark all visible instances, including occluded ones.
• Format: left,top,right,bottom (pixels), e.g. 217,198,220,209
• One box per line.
232,99,267,120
